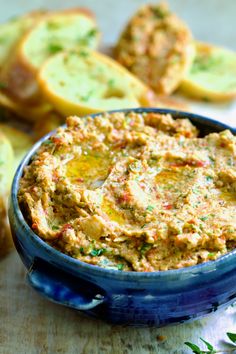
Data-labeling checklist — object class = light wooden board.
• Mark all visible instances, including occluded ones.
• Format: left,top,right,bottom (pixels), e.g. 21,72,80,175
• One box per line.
0,251,235,354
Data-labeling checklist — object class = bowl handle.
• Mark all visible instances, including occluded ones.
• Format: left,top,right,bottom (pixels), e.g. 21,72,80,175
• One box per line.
27,260,105,311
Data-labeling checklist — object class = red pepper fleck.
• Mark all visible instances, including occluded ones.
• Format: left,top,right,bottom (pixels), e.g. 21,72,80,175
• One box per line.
32,223,38,230
188,219,195,224
52,137,62,144
76,177,84,182
163,203,172,210
196,160,208,167
184,132,191,138
62,223,73,231
153,233,159,241
122,192,131,202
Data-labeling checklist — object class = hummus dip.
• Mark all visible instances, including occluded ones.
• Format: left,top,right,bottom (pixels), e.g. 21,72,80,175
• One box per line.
19,112,236,271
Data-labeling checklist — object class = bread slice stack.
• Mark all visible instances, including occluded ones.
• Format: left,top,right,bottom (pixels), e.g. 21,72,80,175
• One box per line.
1,8,100,102
38,48,151,116
0,3,235,127
114,3,195,96
0,7,154,124
0,8,101,123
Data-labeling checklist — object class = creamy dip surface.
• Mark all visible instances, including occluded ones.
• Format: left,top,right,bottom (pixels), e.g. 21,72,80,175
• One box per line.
18,112,236,271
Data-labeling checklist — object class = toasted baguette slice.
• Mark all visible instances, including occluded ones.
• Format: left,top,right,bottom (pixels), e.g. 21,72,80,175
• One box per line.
114,3,195,95
180,41,236,101
0,124,33,169
0,132,14,257
22,8,100,70
38,49,152,116
0,10,45,71
0,91,52,122
2,8,100,102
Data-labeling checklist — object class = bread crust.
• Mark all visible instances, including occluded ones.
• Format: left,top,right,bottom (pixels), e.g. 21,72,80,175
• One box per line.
0,91,52,122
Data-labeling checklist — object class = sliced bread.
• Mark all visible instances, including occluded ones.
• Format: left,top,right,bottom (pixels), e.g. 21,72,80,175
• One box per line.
0,91,52,122
180,41,236,101
114,3,195,95
38,48,152,116
2,8,100,102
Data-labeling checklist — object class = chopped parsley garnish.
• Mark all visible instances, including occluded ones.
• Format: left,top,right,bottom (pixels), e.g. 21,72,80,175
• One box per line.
79,50,89,58
48,43,63,54
191,54,222,74
209,156,215,164
108,79,115,87
86,28,98,39
141,223,148,229
47,21,61,30
0,82,7,89
146,205,154,212
90,248,106,257
81,90,93,102
200,216,208,221
51,225,60,230
140,243,152,254
117,264,124,271
227,158,234,166
43,140,53,145
206,175,213,182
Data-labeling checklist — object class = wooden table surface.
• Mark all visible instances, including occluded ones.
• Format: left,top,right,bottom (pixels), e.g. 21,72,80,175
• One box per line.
0,250,235,354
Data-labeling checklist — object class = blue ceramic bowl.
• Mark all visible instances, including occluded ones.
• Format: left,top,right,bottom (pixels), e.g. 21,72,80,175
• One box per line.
9,108,236,327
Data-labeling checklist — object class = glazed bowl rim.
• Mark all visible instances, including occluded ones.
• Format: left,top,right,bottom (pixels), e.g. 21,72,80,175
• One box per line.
11,107,236,279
